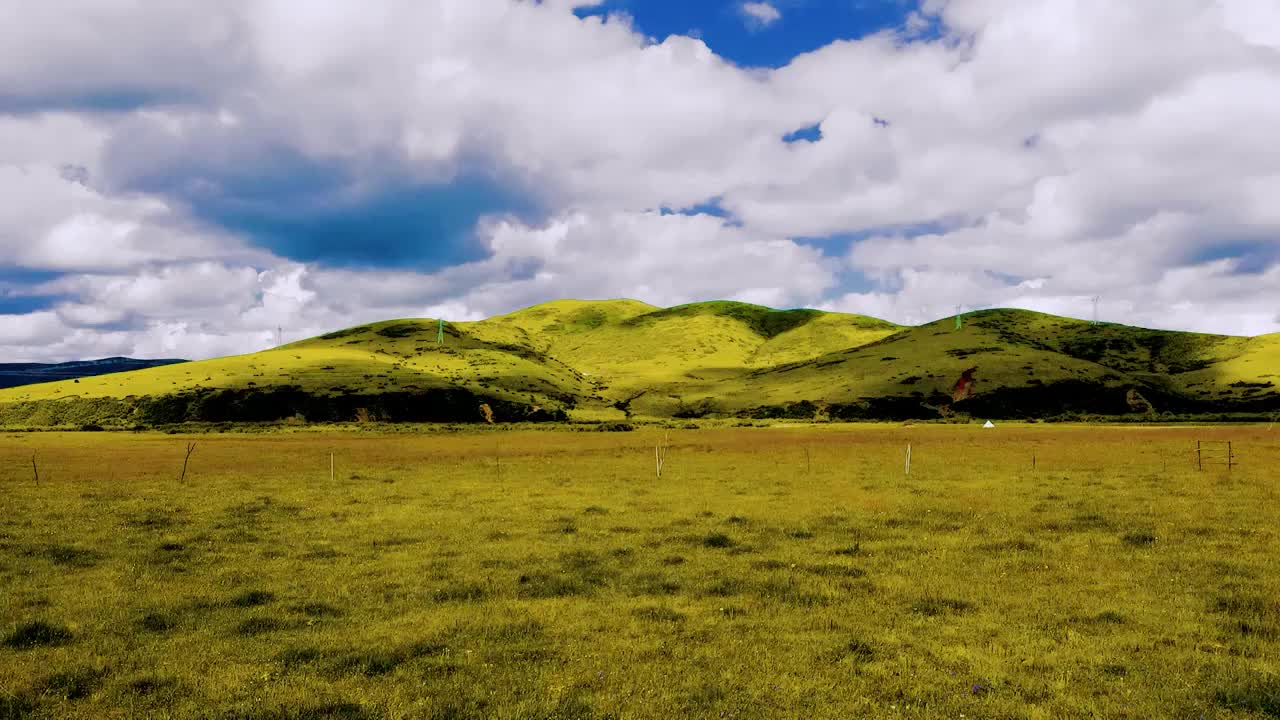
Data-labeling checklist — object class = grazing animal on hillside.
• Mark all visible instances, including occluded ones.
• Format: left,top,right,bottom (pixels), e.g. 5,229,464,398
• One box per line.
952,367,978,402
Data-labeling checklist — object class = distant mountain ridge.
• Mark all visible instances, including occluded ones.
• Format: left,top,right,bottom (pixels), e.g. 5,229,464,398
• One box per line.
0,357,186,390
0,300,1276,426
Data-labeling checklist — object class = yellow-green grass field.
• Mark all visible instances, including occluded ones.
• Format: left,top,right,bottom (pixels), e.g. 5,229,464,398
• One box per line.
1,424,1278,719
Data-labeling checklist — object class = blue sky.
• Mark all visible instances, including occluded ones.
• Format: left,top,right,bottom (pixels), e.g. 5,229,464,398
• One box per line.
2,0,1279,361
577,0,919,68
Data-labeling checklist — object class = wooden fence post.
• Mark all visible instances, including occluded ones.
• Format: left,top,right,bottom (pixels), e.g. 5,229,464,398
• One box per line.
179,442,196,483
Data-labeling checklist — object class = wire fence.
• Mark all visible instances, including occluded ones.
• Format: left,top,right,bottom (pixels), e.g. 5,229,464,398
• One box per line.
1195,440,1236,470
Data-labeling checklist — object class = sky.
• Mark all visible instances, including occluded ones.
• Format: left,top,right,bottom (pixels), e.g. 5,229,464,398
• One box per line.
1,0,1279,362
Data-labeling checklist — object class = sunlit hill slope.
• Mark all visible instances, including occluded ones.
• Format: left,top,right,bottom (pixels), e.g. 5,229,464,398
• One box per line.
0,300,1276,425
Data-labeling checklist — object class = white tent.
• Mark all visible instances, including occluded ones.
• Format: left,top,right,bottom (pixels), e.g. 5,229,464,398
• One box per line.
982,420,995,428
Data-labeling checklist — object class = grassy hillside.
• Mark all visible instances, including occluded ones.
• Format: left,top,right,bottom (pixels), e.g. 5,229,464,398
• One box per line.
0,301,1275,426
695,310,1280,420
0,317,592,426
476,301,901,394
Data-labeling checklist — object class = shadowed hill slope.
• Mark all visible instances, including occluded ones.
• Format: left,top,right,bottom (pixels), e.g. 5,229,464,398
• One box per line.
0,357,185,389
0,302,1274,425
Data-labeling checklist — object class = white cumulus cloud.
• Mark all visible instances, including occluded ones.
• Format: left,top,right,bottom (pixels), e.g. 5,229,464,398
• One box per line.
0,0,1277,363
740,2,782,29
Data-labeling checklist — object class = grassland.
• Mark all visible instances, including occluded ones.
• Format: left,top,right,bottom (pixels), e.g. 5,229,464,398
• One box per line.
2,425,1278,719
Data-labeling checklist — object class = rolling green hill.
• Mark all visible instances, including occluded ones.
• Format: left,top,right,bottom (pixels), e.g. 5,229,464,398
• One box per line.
479,300,901,392
1,300,1276,426
688,310,1280,420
